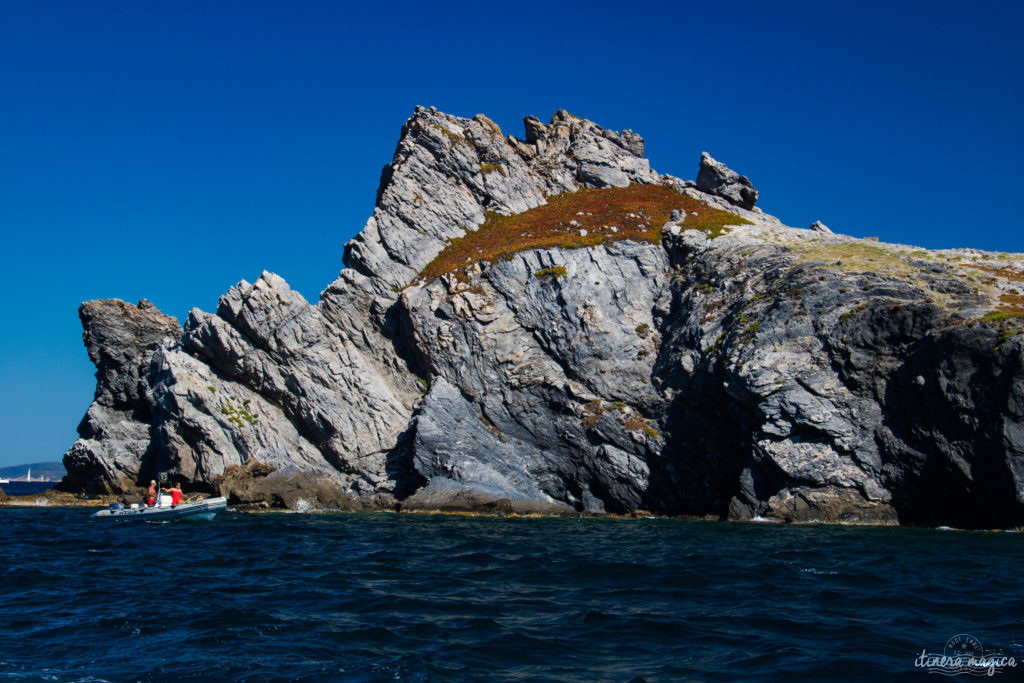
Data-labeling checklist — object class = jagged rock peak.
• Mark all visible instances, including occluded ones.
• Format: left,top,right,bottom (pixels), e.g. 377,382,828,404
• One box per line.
340,106,659,290
696,151,759,210
61,298,182,494
79,298,181,408
517,109,645,158
506,109,656,191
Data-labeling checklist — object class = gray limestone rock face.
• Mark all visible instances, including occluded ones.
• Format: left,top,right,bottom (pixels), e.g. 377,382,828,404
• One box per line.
63,403,154,494
79,298,181,409
410,377,568,511
60,299,181,493
60,106,1024,528
507,109,660,196
655,225,1024,528
182,272,412,496
810,220,833,234
146,344,340,489
339,107,547,291
696,152,759,210
399,242,672,514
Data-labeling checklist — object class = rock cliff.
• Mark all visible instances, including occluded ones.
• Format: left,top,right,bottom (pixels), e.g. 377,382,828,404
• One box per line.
61,107,1024,528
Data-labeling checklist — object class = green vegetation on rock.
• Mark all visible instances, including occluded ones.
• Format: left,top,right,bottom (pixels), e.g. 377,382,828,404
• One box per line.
429,122,466,146
534,266,567,280
220,400,258,428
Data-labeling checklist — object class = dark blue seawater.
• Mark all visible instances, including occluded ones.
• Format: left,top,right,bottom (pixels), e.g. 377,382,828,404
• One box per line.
2,482,57,497
1,510,1021,682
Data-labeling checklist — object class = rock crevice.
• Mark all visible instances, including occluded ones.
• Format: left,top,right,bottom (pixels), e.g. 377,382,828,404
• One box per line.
61,108,1024,527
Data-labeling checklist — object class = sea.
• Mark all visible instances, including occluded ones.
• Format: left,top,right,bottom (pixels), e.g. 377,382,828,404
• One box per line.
2,482,60,497
1,504,1021,682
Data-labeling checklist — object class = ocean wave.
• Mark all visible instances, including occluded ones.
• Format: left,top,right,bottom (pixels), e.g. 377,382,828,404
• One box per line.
1,507,1022,680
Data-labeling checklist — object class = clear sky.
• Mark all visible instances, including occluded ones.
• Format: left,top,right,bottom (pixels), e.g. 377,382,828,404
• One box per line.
1,0,1022,468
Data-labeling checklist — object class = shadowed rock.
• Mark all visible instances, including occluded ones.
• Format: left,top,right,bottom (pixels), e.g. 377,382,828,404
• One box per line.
696,152,759,210
60,107,1024,528
216,461,355,511
401,479,573,515
60,299,181,494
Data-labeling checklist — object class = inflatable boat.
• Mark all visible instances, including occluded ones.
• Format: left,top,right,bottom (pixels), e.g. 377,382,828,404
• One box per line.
92,496,227,521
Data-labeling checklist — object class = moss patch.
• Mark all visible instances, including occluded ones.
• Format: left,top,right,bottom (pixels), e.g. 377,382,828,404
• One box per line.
479,162,506,177
839,303,869,323
979,293,1024,322
429,122,466,146
534,265,567,280
582,399,605,428
791,241,982,310
965,263,1024,285
999,292,1024,312
417,184,749,282
618,414,659,440
794,242,912,276
220,400,258,428
980,311,1015,324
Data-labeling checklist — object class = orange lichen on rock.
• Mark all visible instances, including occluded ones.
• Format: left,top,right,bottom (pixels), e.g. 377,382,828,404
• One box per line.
417,184,749,282
965,263,1024,284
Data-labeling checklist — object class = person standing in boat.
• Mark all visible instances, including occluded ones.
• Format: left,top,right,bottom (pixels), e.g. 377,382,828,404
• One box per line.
146,480,157,507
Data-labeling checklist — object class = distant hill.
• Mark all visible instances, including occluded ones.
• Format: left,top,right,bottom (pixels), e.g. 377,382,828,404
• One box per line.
0,461,65,482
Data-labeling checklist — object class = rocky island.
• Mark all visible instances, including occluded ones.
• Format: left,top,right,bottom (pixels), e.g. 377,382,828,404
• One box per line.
59,107,1024,528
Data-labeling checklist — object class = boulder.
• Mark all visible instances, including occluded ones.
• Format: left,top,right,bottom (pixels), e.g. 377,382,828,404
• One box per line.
401,480,572,515
264,470,355,511
215,461,277,506
523,115,547,144
121,492,145,506
216,461,354,511
696,152,759,209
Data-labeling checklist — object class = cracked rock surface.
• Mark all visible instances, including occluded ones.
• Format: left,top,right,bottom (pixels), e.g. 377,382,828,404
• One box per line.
61,108,1024,527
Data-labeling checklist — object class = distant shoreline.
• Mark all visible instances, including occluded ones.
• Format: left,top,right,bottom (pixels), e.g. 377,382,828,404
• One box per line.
0,481,70,503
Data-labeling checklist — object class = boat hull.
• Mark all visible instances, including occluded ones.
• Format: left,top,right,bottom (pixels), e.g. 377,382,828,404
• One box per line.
92,497,228,521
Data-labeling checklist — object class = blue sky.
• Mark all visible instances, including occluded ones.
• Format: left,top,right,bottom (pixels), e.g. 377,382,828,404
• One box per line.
1,0,1022,468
